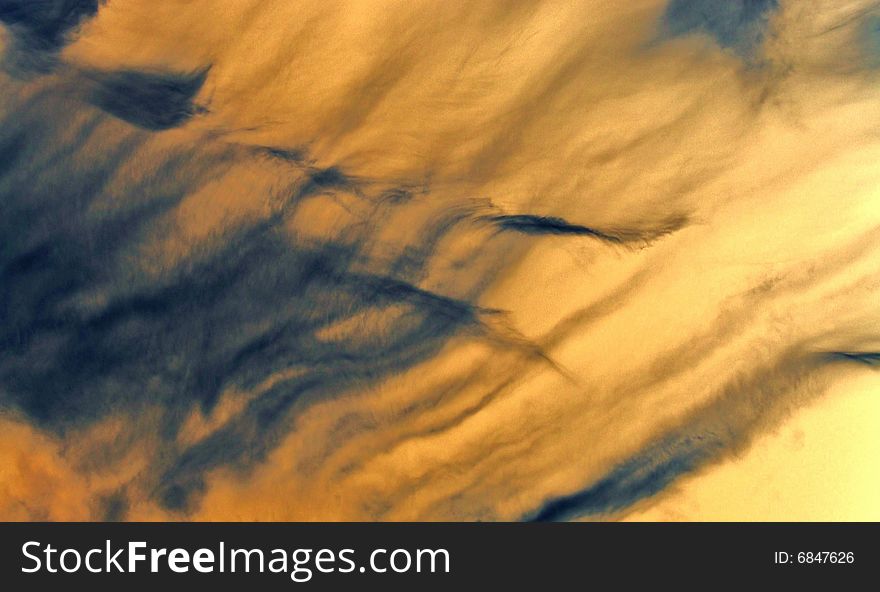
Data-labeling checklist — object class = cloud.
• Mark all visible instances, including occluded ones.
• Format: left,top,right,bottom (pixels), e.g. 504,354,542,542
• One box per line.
83,66,210,130
1,0,880,520
0,0,101,71
661,0,779,56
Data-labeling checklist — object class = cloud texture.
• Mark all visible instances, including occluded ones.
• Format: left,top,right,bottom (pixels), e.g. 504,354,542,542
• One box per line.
1,0,880,520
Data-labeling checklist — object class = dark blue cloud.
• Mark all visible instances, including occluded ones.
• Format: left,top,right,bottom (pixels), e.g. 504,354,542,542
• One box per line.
0,0,100,71
825,351,880,367
661,0,779,56
527,433,724,521
864,15,880,65
0,0,99,50
85,67,210,130
0,77,497,513
483,214,624,243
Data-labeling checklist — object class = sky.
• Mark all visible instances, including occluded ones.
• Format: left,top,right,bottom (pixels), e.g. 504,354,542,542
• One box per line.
1,0,879,521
